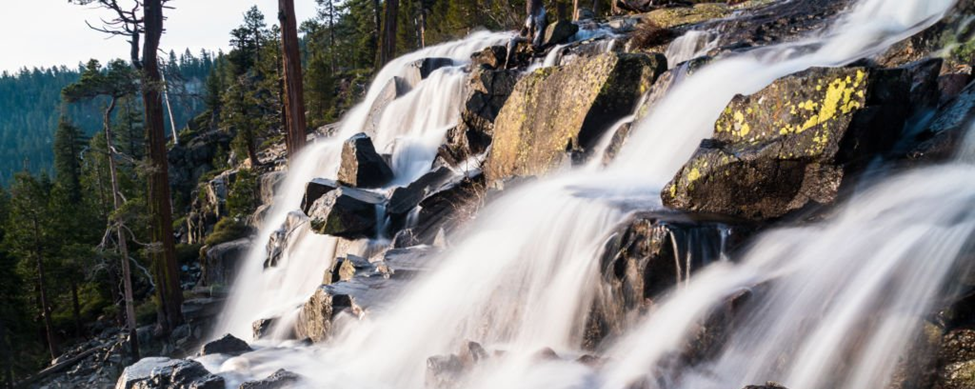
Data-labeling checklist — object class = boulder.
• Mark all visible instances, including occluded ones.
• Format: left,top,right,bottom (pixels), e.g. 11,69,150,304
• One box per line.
911,81,975,163
115,357,224,389
265,211,308,268
338,133,395,188
294,286,357,342
199,333,252,356
202,238,250,286
586,212,752,348
471,46,507,70
464,68,521,135
405,57,455,85
486,52,667,182
741,383,788,389
238,369,301,389
387,166,457,215
937,360,975,389
407,174,487,246
252,318,275,340
543,20,579,47
301,178,339,214
664,65,921,220
306,186,384,239
363,76,412,135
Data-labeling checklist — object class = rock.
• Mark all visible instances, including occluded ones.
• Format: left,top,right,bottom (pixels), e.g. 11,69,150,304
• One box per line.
238,369,301,389
338,133,395,188
586,211,751,348
703,0,852,53
408,174,487,246
471,46,507,70
202,238,250,286
942,329,975,365
877,0,975,68
252,318,275,340
405,57,455,85
664,65,920,220
600,121,632,166
938,360,975,389
265,211,308,268
458,341,489,366
939,73,973,105
910,81,975,163
388,166,457,215
115,357,224,389
486,52,667,182
363,76,412,135
199,333,252,356
463,68,521,134
638,3,730,27
425,354,464,389
301,178,339,214
306,186,384,239
294,286,357,342
543,20,579,47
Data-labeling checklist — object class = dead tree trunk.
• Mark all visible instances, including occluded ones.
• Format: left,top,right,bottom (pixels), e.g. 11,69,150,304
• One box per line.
31,219,56,360
102,97,140,360
380,0,399,65
279,0,308,159
142,0,184,335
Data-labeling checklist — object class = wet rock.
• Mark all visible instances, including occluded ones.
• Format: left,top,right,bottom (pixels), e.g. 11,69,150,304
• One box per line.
388,166,457,215
338,133,394,189
458,341,489,366
199,333,252,356
942,329,975,365
587,211,751,348
471,46,507,70
911,81,975,163
533,347,560,361
408,174,487,246
306,186,384,239
703,0,853,52
294,286,357,342
426,354,464,389
115,357,224,389
600,121,632,166
301,178,339,214
464,68,521,134
202,237,250,286
877,0,975,68
664,65,920,220
265,211,308,268
238,369,301,389
486,52,667,182
939,73,973,105
406,57,455,85
252,318,275,340
363,76,412,135
543,20,579,47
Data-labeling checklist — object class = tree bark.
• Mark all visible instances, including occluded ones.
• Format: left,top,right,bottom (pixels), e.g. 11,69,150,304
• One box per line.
279,0,308,159
70,281,82,338
142,0,184,335
380,0,399,65
373,0,382,66
328,0,337,72
103,97,140,360
0,317,11,389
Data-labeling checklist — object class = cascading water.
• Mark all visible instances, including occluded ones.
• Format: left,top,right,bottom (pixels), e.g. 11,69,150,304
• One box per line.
215,31,512,339
206,0,962,387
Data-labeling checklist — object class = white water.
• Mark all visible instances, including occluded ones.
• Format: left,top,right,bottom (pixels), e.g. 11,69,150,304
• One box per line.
208,0,962,387
664,30,715,68
215,31,512,339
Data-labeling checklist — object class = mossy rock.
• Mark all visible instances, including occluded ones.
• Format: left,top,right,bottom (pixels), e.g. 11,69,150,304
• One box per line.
642,3,730,29
664,65,923,220
486,52,667,182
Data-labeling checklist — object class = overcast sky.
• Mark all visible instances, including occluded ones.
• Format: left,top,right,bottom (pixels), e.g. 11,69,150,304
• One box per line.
0,0,319,73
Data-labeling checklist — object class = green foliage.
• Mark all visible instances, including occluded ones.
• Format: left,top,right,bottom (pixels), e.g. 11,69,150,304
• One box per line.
226,169,259,219
175,243,204,266
204,218,251,247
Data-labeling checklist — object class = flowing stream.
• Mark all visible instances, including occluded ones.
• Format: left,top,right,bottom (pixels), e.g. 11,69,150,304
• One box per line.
207,0,966,388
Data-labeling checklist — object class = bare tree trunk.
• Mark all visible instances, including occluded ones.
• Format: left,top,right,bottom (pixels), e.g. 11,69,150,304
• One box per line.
32,223,57,360
380,0,399,65
103,98,140,360
418,10,426,48
592,0,600,18
279,0,308,159
142,0,184,335
70,281,82,338
573,0,580,20
328,0,337,72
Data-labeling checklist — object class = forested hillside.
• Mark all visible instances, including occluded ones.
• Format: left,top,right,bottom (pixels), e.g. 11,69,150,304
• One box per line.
0,51,213,185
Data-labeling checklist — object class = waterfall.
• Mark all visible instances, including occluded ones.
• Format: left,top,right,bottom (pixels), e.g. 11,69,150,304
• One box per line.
214,31,512,339
206,0,962,387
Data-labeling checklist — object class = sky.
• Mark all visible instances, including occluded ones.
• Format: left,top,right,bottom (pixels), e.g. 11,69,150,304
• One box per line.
0,0,319,73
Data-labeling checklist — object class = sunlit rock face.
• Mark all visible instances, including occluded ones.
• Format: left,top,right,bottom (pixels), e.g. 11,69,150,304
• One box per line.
663,63,937,220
